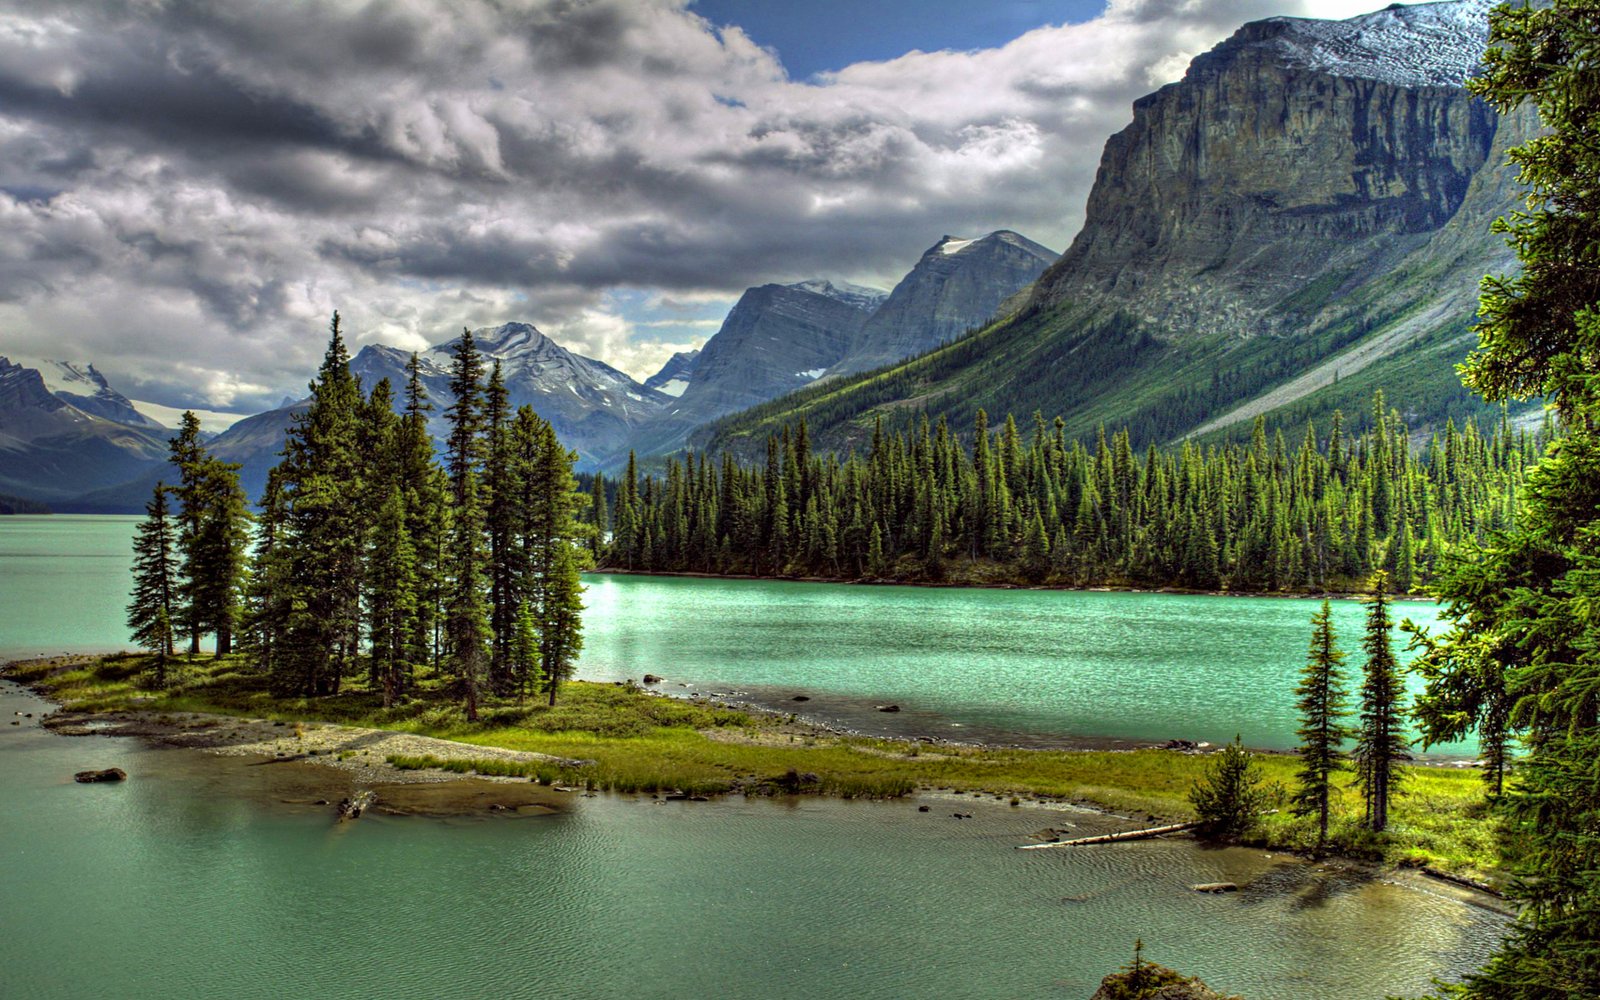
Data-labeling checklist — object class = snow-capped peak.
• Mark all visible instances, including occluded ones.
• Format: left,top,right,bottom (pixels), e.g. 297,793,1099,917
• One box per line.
1241,0,1494,89
936,236,976,256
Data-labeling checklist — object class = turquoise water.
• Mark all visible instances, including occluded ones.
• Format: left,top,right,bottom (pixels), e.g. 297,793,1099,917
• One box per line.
0,515,1463,753
0,680,1505,1000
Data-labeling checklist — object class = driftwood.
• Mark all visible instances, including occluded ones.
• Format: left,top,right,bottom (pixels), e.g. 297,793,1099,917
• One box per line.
1016,820,1204,849
1190,882,1239,893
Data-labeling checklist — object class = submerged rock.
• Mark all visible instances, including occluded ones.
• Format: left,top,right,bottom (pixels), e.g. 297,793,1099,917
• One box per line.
336,790,377,821
73,768,127,783
876,704,901,713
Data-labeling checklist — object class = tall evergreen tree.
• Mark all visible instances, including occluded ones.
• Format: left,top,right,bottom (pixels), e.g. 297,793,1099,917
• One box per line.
1293,599,1351,847
167,411,208,654
1353,571,1407,832
127,483,177,685
273,313,365,695
443,329,490,721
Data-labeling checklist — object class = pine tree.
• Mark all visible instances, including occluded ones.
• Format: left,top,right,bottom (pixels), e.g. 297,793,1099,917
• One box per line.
189,456,250,656
483,361,520,695
166,411,249,657
366,484,419,707
1021,511,1050,583
526,416,586,705
1293,599,1351,847
167,411,208,654
443,329,490,721
1353,571,1407,833
273,314,365,696
590,472,609,560
127,483,177,685
1418,7,1600,993
400,353,445,675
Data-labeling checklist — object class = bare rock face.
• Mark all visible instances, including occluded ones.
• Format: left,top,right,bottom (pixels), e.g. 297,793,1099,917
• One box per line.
678,281,879,418
829,231,1057,377
1034,1,1502,343
629,279,884,456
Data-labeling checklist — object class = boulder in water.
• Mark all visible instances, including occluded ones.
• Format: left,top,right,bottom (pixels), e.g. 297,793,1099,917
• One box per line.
73,768,127,783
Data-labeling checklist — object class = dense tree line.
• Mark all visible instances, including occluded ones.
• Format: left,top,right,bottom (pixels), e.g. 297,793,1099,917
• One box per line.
129,316,589,715
598,391,1538,594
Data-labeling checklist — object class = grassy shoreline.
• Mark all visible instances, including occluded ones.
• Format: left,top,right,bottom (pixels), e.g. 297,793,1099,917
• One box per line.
3,651,1502,884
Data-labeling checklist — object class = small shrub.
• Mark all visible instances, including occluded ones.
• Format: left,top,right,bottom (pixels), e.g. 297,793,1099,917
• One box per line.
1188,735,1265,837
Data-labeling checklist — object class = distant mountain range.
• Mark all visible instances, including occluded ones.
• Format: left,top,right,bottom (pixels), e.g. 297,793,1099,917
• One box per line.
696,0,1535,459
2,224,1053,509
1,1,1526,512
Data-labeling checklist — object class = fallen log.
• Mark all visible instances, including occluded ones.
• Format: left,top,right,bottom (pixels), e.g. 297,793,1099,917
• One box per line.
1016,820,1204,849
1421,866,1504,899
1190,882,1238,893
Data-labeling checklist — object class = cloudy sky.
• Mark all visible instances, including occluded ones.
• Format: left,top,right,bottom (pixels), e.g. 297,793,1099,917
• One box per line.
0,0,1389,413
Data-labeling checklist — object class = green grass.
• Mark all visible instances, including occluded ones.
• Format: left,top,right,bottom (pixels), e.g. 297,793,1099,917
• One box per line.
5,652,1502,880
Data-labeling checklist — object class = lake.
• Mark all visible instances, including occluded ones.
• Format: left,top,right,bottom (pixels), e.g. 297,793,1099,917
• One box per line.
1,515,1465,753
0,515,1507,999
0,679,1504,1000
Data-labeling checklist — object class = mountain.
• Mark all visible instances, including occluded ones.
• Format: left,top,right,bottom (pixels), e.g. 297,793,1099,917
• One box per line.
621,280,884,460
0,356,171,505
4,357,164,430
626,233,1062,463
696,0,1531,460
674,281,883,414
348,321,670,470
826,231,1058,377
644,350,701,398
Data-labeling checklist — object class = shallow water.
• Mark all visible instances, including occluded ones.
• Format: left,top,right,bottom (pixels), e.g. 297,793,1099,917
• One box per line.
0,680,1504,1000
0,516,1464,752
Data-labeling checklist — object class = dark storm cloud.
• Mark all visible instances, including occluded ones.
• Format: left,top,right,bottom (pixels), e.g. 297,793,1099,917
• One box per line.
0,0,1373,402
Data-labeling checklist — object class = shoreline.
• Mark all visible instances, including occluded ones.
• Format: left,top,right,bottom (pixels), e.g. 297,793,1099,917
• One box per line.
4,652,1508,906
585,566,1436,603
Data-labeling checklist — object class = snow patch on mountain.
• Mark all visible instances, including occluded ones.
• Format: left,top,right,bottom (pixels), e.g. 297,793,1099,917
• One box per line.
788,279,888,313
128,399,245,433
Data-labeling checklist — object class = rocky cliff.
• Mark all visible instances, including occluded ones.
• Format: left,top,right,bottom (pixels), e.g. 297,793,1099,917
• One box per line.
1034,0,1501,342
644,350,701,398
